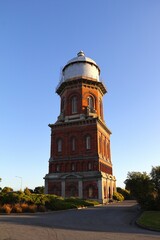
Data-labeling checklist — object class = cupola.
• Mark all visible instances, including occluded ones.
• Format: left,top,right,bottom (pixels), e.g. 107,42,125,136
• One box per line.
61,51,100,82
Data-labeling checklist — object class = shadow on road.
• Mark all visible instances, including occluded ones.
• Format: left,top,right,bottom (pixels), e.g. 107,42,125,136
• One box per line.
0,200,160,237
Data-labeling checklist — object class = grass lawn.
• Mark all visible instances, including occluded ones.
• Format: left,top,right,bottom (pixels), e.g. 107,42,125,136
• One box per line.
137,211,160,231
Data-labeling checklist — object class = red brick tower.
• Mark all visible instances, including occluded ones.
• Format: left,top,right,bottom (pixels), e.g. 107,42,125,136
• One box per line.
44,51,116,203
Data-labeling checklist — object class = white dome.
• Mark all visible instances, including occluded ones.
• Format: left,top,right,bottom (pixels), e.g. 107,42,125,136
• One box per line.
62,51,100,82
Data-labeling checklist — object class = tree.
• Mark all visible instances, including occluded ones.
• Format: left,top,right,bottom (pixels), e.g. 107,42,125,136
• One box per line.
0,178,2,192
34,186,44,194
150,166,160,210
124,171,154,204
150,166,160,196
124,168,160,210
24,187,31,195
2,187,13,193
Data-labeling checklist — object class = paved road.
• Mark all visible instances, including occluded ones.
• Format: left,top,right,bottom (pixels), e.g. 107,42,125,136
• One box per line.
0,201,160,240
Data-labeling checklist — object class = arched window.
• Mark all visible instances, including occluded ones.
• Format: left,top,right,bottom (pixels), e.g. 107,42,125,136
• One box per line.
87,96,94,109
86,135,91,149
71,96,77,114
57,139,62,152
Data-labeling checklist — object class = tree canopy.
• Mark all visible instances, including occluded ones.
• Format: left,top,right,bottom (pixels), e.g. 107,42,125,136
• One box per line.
124,166,160,210
150,166,160,195
1,187,13,193
34,186,44,194
124,171,153,201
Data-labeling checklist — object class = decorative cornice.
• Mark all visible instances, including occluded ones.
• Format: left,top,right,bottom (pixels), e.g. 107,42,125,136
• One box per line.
56,77,107,96
97,118,112,134
49,155,99,162
48,117,97,129
49,117,111,135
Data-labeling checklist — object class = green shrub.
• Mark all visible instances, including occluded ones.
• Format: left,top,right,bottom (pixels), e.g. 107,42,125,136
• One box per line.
65,197,99,208
0,192,21,204
1,187,13,193
34,186,44,194
138,194,160,210
0,192,100,213
30,194,48,206
84,199,99,206
20,194,34,204
45,197,76,211
65,197,84,206
37,205,47,212
113,192,124,201
24,188,31,196
117,187,131,200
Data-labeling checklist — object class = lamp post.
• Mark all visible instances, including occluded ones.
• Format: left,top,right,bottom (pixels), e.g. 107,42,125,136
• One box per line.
15,176,22,191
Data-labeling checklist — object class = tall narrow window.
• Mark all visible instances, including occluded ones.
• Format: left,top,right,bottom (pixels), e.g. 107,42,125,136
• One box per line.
71,96,77,113
88,186,93,198
87,96,94,109
61,98,65,113
99,99,103,119
107,140,111,161
71,163,75,171
56,164,60,172
99,137,102,153
102,139,105,157
104,139,106,158
57,139,62,152
88,162,92,170
71,137,76,151
86,135,91,149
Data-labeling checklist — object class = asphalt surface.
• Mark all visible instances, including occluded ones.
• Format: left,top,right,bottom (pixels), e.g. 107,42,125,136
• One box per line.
0,200,160,240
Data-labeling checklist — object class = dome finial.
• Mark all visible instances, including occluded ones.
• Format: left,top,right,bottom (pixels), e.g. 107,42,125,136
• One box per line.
77,50,85,57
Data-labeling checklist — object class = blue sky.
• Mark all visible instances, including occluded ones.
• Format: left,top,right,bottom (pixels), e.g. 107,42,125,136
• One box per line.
0,0,160,190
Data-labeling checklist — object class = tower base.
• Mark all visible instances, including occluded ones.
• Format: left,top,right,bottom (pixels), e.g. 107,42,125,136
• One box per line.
44,171,116,203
